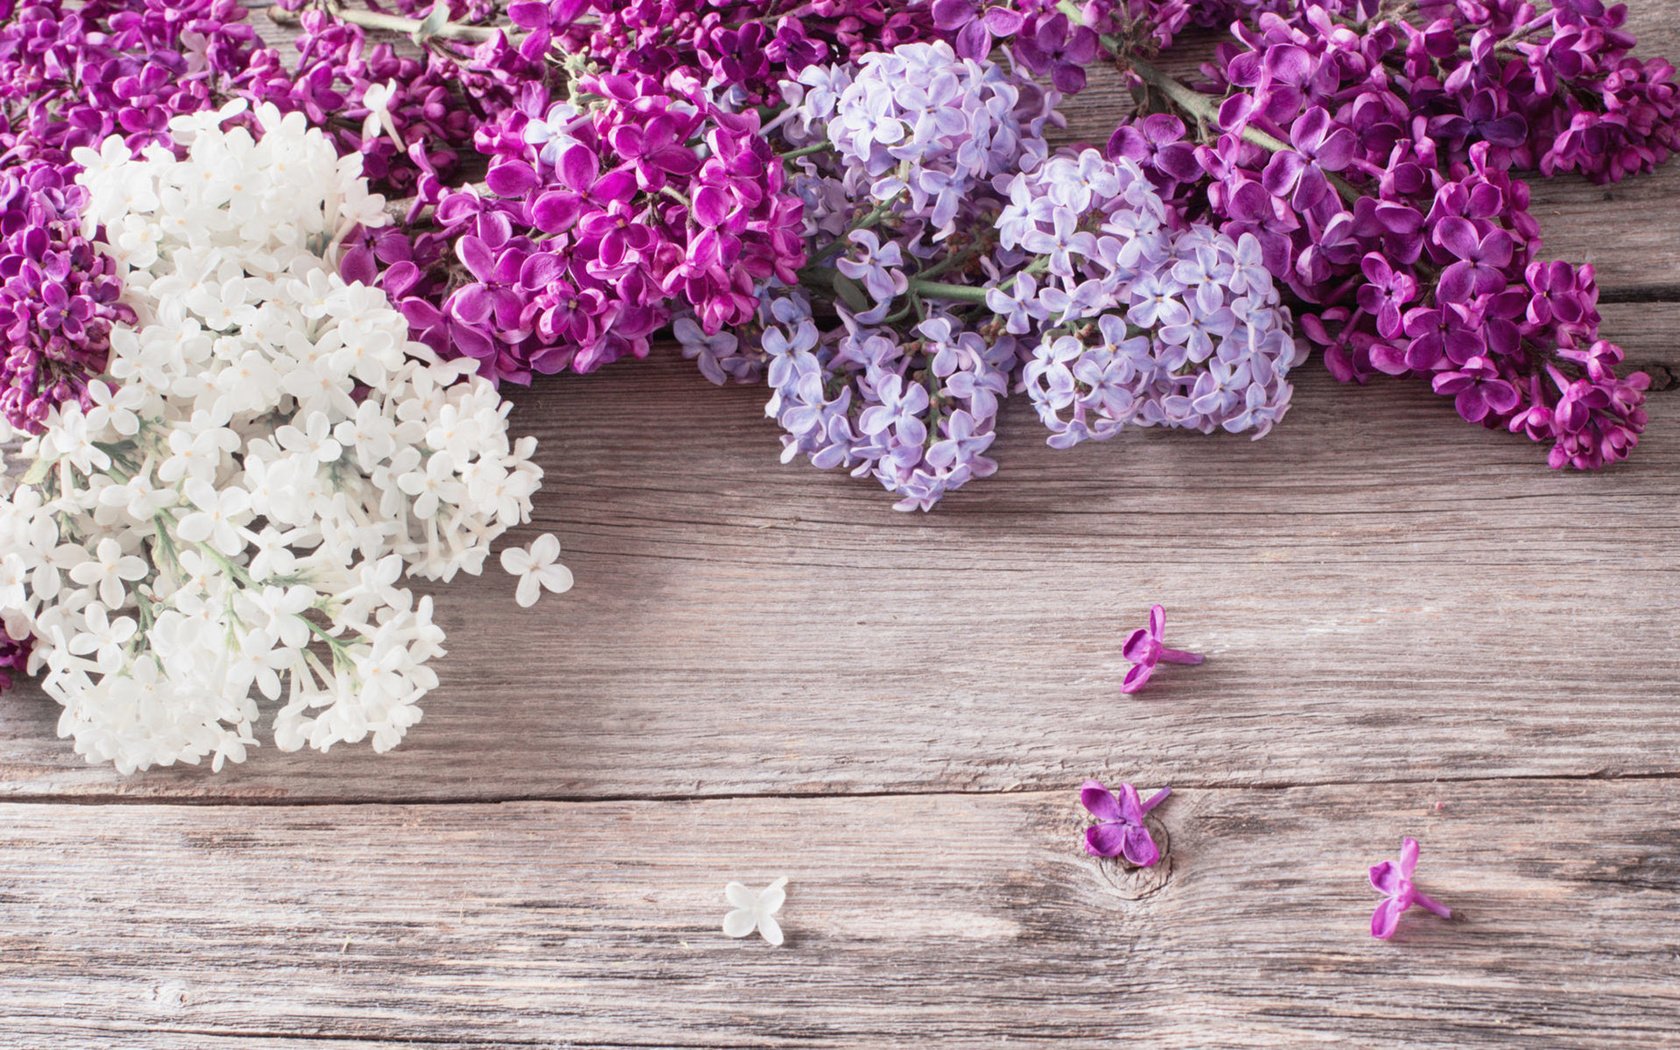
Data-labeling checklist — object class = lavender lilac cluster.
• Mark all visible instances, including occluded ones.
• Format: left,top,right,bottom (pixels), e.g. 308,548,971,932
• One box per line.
674,43,1303,509
1001,149,1301,446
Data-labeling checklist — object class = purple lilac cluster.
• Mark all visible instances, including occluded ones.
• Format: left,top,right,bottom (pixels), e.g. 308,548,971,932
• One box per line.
508,0,937,107
0,162,133,432
682,41,1055,508
385,78,806,383
0,0,259,165
672,42,1304,509
243,8,491,198
763,306,1016,511
929,0,1370,82
825,41,1056,237
1090,4,1659,469
1000,148,1302,447
0,627,28,694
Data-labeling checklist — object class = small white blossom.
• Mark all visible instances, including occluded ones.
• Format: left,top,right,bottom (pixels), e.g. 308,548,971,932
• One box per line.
499,533,574,609
722,878,789,947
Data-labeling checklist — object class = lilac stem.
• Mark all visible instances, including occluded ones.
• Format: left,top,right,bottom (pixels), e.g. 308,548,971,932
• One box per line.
1140,786,1172,813
1157,647,1204,666
1412,890,1451,919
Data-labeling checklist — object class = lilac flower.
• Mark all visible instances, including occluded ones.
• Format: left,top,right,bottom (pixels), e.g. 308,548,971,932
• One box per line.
1121,604,1205,695
1260,107,1355,211
1080,779,1172,866
1431,357,1521,424
1369,837,1451,940
1011,12,1099,94
1434,218,1515,303
836,230,909,320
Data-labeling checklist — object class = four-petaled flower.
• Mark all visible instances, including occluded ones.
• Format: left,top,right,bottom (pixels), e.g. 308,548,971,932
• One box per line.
499,533,575,609
1080,779,1171,866
723,877,789,946
1121,604,1205,694
1369,837,1451,940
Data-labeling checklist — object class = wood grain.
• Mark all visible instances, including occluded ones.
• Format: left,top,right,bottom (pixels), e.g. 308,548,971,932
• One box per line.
5,6,1680,1048
2,328,1674,801
4,781,1679,1047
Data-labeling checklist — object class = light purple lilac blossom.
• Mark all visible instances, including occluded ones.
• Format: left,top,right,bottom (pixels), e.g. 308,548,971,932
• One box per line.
1004,149,1304,448
826,39,1057,238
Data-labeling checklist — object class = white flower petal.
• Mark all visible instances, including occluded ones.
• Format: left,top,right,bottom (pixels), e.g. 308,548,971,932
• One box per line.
722,908,757,939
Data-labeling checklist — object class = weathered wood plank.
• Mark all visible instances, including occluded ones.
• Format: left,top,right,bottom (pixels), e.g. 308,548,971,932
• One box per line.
2,782,1677,1047
2,323,1675,800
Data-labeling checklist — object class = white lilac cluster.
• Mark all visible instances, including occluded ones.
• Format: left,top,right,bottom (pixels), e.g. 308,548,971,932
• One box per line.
999,148,1305,448
818,40,1056,238
0,102,558,772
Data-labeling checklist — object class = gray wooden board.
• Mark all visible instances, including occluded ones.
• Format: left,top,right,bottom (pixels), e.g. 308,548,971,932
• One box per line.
3,4,1679,1047
3,783,1680,1047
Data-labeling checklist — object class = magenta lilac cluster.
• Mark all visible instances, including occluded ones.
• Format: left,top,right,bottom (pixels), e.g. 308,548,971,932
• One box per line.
244,7,488,198
0,0,259,165
1081,1,1667,470
388,79,807,383
0,162,133,432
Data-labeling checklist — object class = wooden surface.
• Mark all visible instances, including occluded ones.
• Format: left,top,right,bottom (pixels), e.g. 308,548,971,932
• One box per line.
3,5,1680,1047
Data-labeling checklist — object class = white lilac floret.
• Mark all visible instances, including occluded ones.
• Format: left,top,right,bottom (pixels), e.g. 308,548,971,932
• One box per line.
0,102,557,772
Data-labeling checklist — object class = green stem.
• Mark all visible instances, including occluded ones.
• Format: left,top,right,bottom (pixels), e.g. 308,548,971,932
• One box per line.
779,142,831,160
909,280,990,305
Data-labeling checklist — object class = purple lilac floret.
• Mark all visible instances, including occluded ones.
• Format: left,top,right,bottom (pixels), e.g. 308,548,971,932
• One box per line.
1080,778,1172,865
1120,603,1205,693
1369,836,1451,940
0,161,132,432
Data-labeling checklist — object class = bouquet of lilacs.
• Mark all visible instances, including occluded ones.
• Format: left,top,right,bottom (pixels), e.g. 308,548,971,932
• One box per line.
0,104,562,771
6,0,1673,515
1,0,1675,738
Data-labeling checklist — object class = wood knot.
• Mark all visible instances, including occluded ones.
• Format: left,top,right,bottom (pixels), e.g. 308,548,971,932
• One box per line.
1092,815,1173,901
